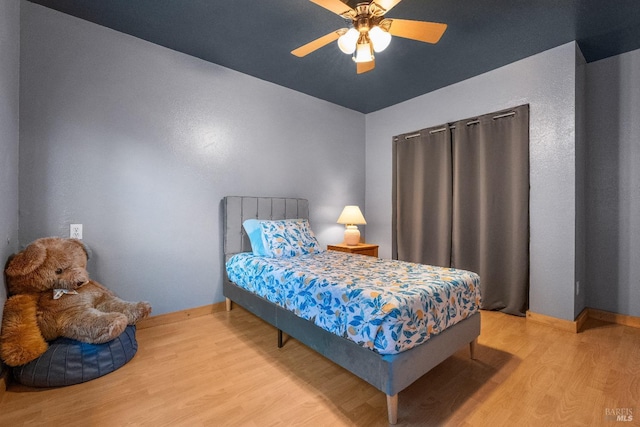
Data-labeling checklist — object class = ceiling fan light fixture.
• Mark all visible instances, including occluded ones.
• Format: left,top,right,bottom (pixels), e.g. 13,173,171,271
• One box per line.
338,28,359,54
369,25,391,52
292,0,448,75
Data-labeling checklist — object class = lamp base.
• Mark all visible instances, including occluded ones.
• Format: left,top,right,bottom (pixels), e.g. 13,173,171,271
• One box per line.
344,225,360,246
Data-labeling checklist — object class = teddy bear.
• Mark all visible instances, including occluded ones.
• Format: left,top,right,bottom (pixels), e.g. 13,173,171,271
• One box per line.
0,237,151,367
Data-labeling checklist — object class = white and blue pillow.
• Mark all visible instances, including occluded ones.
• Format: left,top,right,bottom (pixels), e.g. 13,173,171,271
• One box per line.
243,218,322,258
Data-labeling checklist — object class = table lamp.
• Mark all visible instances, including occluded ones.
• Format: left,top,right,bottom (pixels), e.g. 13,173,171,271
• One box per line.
337,205,367,246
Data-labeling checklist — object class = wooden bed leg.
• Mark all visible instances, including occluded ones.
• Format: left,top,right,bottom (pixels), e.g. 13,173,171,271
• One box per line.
387,394,398,425
277,329,283,348
470,338,477,360
225,297,232,312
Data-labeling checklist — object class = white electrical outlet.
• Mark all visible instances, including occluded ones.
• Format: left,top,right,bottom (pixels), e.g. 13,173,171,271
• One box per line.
70,224,83,239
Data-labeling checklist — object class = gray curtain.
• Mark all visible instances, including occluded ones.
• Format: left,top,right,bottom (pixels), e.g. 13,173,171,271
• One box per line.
451,105,529,315
393,105,529,316
393,125,452,266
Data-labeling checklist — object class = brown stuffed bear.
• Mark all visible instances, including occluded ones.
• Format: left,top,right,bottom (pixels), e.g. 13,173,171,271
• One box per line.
0,237,151,367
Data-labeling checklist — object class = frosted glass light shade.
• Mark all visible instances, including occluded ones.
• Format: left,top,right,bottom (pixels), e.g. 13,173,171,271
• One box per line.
353,37,374,63
338,28,359,54
369,26,392,52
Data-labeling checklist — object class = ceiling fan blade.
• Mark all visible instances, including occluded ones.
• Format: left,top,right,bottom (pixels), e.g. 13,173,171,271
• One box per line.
291,30,342,57
310,0,355,17
372,0,403,14
357,59,375,74
387,19,447,44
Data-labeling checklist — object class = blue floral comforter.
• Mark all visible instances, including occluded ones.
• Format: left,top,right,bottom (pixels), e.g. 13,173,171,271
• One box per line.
226,251,481,355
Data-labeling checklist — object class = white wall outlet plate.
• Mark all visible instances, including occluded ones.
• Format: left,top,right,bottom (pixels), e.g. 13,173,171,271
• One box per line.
70,224,83,239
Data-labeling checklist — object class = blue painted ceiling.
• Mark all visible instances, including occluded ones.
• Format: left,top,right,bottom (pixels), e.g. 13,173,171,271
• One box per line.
28,0,640,113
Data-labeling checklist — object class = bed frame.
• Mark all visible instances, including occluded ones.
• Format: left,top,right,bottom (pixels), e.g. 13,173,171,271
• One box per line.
222,196,480,424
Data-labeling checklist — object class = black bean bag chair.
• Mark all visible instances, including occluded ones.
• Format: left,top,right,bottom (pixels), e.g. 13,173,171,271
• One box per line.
12,325,138,387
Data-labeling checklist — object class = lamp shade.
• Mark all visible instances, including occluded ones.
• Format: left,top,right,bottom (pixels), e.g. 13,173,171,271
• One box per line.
353,41,374,63
337,206,367,225
369,26,392,52
338,28,359,54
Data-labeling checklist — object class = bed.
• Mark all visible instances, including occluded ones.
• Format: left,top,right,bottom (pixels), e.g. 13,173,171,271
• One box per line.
222,196,481,424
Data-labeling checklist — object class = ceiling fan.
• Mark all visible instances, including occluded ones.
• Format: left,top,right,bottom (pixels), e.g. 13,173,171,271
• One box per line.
291,0,447,74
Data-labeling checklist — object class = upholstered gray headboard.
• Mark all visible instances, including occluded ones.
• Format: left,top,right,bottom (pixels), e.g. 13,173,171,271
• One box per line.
223,196,309,260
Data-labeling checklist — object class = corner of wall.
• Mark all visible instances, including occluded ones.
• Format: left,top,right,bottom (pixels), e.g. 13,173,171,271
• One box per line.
0,0,21,318
574,43,588,319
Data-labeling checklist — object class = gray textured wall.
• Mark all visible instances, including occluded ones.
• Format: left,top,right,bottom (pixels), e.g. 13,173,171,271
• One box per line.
0,0,20,320
586,49,640,317
365,43,581,321
19,3,365,315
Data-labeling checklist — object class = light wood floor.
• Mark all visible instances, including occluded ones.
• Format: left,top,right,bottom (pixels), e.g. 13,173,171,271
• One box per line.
1,307,639,426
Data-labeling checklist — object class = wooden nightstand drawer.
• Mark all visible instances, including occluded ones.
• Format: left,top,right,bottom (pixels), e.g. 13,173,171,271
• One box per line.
327,243,378,257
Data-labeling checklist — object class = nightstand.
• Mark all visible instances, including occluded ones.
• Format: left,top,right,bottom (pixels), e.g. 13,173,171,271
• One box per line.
327,243,379,257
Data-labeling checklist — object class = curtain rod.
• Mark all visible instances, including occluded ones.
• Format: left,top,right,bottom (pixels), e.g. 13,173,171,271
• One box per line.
398,110,516,140
429,127,447,134
493,111,516,120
